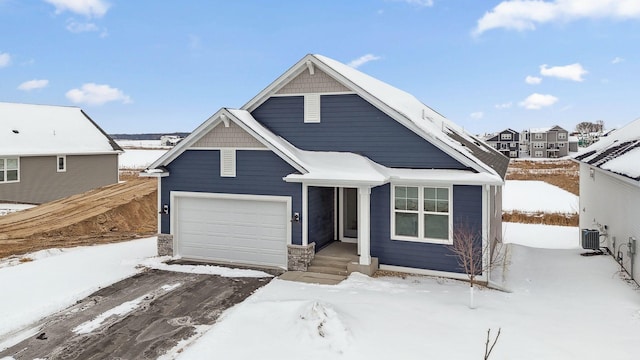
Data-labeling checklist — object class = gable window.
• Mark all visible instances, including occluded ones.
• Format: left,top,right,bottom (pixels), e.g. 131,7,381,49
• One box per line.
220,149,236,177
304,94,321,123
534,133,543,140
392,185,452,244
501,133,512,140
0,157,19,183
57,155,66,172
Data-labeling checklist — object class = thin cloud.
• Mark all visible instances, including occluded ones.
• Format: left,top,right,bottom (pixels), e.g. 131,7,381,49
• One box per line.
495,102,512,109
540,63,587,82
66,20,99,33
519,93,558,110
44,0,110,18
611,57,625,64
66,83,131,106
525,75,542,85
0,52,10,68
473,0,640,36
18,79,49,91
470,111,484,119
348,54,382,69
398,0,434,6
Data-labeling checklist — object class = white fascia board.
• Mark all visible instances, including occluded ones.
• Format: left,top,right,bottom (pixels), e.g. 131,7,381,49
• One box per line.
590,164,640,188
6,151,121,157
139,171,170,178
283,176,386,188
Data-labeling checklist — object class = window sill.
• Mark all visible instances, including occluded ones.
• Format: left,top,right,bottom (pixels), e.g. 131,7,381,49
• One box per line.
391,235,452,245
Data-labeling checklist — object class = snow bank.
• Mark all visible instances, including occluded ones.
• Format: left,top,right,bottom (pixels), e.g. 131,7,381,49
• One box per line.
503,180,578,214
503,222,580,249
0,203,36,217
139,257,274,278
119,149,168,170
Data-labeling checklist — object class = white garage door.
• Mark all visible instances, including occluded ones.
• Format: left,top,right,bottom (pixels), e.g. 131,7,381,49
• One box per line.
174,193,290,268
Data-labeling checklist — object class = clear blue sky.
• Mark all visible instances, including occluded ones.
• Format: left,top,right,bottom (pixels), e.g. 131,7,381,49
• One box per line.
1,0,639,135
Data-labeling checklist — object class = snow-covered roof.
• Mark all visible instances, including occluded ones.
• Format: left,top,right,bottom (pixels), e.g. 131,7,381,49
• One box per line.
574,118,640,181
243,54,508,180
0,102,121,156
529,127,551,133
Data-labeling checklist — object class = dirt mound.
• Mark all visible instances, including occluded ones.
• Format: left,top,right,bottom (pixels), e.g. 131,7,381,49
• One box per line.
0,178,157,259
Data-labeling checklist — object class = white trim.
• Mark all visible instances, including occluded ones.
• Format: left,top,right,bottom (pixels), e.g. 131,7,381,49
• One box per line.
390,184,453,245
0,157,20,184
220,148,236,177
482,185,489,283
338,187,358,242
140,171,170,178
333,187,338,241
188,147,269,151
358,186,371,265
270,91,355,97
4,151,120,157
302,183,308,246
169,191,293,253
56,155,66,172
379,264,487,282
157,177,162,233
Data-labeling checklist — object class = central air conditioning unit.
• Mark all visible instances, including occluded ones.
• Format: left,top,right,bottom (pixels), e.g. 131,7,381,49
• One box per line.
581,229,600,250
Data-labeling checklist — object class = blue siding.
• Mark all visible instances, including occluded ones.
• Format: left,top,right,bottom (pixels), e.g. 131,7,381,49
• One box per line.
370,184,482,273
251,94,468,169
160,150,303,245
308,186,335,250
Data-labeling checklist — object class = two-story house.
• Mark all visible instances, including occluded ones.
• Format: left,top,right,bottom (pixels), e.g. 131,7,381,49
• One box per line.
528,125,569,158
484,129,520,158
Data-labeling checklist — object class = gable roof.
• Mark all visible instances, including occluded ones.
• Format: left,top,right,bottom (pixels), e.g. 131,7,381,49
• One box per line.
485,128,519,142
574,118,640,182
0,102,122,156
243,54,508,180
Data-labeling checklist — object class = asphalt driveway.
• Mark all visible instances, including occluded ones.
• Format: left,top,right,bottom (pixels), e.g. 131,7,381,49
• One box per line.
0,269,272,359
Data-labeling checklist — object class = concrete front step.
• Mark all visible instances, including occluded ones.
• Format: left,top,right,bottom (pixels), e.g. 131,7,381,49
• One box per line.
307,265,349,276
279,271,346,285
309,258,349,269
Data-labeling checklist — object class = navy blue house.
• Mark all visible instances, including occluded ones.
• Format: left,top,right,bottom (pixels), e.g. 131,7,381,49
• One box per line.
145,54,508,280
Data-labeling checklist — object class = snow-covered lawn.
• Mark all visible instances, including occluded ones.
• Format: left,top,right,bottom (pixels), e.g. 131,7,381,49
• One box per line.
115,139,167,149
119,149,167,170
503,180,578,214
0,203,36,216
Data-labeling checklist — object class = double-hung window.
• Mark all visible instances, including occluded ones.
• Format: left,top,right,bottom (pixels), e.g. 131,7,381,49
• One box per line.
0,157,19,183
392,185,452,244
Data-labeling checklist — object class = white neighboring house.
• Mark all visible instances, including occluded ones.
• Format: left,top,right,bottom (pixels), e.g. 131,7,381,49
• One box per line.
0,102,122,204
574,119,640,282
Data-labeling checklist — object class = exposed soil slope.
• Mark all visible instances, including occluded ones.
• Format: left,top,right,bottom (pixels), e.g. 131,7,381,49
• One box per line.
0,179,157,258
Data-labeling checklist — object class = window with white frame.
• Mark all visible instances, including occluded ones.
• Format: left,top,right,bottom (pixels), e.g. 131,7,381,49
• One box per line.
0,157,19,183
501,133,512,140
392,185,451,244
533,142,544,149
57,155,66,172
558,133,567,139
534,150,543,157
559,143,565,147
534,133,543,140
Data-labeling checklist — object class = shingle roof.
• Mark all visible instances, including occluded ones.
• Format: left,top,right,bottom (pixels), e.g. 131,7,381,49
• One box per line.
574,118,640,181
0,102,122,156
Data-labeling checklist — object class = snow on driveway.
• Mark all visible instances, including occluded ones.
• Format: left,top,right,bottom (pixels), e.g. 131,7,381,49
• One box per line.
503,180,578,213
0,237,156,339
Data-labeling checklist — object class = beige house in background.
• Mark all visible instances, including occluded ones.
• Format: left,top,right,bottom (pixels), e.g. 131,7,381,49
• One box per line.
0,102,122,204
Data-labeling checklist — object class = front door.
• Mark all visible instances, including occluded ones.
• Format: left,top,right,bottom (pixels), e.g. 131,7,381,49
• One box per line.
342,187,358,240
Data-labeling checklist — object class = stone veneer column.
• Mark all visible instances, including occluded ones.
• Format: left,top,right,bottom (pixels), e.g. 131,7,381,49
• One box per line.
287,242,315,271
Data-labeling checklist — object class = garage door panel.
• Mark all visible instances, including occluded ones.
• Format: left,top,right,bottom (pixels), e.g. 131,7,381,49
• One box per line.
174,194,289,268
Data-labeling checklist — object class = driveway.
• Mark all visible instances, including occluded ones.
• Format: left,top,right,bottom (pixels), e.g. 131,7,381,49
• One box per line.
0,269,272,359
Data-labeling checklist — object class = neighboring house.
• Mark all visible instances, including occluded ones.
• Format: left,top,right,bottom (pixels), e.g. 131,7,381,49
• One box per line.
484,128,520,158
528,125,569,158
568,135,579,152
574,117,640,282
144,54,509,281
0,102,122,204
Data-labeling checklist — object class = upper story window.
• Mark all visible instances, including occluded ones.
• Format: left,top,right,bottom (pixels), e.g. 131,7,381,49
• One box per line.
57,155,66,172
558,133,567,140
392,185,452,244
0,157,19,183
501,133,512,140
534,133,543,140
304,94,321,123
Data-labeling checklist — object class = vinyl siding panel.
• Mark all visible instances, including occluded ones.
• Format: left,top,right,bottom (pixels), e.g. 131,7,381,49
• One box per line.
251,94,468,169
161,150,303,244
0,154,119,204
370,184,482,273
308,186,335,250
579,164,640,280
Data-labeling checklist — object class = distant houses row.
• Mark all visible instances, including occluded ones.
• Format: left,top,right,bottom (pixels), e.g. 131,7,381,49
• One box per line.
483,125,609,159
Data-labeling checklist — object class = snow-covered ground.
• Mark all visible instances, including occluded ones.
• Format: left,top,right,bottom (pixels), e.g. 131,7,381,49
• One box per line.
119,149,167,170
503,180,578,214
0,203,35,216
1,181,638,359
115,139,167,149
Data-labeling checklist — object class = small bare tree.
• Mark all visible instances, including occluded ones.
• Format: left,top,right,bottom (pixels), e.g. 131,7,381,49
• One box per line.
449,222,505,308
484,328,501,360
